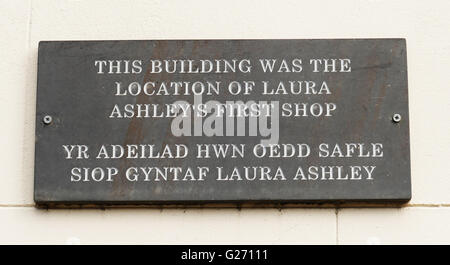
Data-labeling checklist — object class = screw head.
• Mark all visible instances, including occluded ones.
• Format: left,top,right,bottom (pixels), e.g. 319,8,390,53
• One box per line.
43,115,53,125
392,113,401,123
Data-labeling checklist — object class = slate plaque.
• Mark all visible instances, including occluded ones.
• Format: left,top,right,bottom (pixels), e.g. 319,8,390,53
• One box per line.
34,39,411,206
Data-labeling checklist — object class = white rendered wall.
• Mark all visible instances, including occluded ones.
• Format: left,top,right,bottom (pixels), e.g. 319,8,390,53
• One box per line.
0,0,449,244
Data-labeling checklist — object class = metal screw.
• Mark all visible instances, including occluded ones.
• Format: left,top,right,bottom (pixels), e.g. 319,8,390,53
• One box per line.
43,115,53,125
392,113,401,123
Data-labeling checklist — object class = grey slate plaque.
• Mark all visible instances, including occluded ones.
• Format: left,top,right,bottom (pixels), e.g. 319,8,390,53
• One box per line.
34,39,411,206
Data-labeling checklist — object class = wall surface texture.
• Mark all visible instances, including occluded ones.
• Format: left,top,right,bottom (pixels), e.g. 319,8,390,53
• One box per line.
1,0,449,244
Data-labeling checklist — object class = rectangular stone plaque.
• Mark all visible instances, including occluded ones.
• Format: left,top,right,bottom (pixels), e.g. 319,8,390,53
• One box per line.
34,39,411,206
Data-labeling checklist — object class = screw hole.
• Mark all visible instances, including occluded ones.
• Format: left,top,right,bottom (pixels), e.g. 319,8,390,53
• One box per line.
43,115,53,125
392,114,401,123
